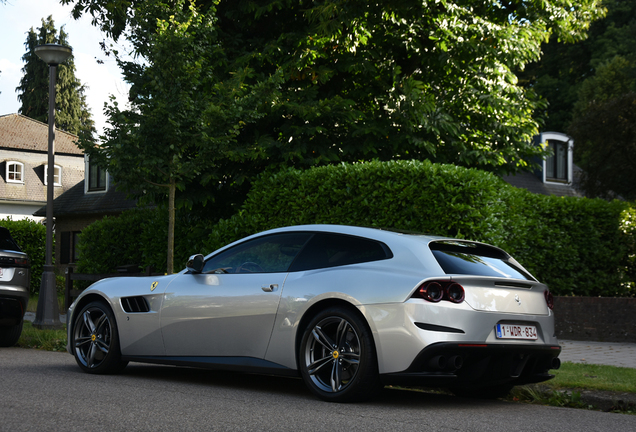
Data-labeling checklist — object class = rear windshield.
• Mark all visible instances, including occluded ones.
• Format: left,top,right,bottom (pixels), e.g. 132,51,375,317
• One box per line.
0,227,21,252
429,241,532,280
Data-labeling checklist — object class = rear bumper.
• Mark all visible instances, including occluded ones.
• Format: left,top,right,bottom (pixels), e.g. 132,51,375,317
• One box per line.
0,292,28,326
380,342,561,388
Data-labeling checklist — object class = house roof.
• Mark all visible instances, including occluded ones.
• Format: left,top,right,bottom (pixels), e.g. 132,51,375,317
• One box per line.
33,180,139,217
0,113,83,156
502,170,583,198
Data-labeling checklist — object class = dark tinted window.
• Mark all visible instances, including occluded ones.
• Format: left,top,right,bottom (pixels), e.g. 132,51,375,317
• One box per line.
0,227,21,252
430,241,532,280
289,233,392,272
203,232,312,274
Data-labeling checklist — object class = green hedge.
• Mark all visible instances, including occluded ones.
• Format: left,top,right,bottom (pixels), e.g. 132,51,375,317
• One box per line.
205,160,510,251
0,218,46,295
76,207,212,275
500,189,632,296
75,160,635,297
204,160,634,297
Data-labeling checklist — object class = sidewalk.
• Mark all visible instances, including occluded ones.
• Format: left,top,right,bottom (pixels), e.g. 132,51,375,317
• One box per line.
558,340,636,369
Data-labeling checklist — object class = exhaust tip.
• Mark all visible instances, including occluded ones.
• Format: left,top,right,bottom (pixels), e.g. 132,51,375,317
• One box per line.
551,357,561,370
447,355,464,371
428,355,447,370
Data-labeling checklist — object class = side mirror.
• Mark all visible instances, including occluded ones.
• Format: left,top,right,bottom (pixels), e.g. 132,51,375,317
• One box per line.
186,254,205,274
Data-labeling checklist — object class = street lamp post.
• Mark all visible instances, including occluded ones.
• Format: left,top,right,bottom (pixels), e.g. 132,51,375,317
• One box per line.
33,44,72,329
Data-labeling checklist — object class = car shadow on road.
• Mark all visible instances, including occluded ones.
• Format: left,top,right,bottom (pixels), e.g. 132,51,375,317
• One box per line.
114,363,497,407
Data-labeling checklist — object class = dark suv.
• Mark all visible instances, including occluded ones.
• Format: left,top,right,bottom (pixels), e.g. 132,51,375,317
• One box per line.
0,227,30,347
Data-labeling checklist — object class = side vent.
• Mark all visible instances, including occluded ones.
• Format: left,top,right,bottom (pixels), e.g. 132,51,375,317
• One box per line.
121,296,150,313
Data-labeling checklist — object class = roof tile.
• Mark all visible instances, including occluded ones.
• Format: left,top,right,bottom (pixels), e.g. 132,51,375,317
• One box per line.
0,113,83,155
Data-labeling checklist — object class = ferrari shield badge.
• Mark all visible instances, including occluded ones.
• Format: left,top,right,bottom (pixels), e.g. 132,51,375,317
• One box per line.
150,281,159,292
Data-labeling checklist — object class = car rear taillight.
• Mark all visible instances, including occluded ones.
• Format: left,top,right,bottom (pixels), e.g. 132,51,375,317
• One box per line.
413,281,465,304
0,256,30,267
416,281,444,302
544,289,554,310
446,283,465,303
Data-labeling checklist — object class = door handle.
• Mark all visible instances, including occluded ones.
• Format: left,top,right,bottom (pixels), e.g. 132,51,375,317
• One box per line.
262,284,278,292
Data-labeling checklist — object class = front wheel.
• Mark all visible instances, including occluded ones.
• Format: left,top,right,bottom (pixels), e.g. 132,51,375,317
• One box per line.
71,300,128,374
299,306,381,402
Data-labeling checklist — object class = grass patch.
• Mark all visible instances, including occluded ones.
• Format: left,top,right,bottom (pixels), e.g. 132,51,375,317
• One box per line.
509,386,593,409
546,362,636,394
27,295,66,313
17,321,67,352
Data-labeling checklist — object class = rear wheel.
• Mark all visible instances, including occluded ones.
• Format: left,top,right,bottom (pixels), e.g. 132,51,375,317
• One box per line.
71,301,128,374
299,306,381,402
0,320,23,347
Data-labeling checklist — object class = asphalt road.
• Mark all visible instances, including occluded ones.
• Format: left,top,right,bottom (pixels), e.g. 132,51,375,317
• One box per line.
1,348,634,432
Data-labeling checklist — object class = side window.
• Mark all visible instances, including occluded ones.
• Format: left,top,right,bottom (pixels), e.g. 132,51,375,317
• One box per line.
289,233,392,272
202,232,312,274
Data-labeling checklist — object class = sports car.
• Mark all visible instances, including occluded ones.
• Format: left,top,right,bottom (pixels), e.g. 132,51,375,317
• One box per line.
67,224,561,402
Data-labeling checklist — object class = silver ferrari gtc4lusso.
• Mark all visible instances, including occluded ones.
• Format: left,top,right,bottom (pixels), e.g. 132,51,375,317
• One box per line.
67,225,561,402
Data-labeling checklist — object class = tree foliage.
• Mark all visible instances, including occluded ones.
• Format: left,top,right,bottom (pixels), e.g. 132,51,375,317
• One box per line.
65,0,604,177
80,1,280,272
568,92,636,200
16,16,95,137
518,0,636,132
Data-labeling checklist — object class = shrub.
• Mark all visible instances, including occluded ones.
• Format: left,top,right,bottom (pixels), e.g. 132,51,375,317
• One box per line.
76,160,635,297
205,160,509,252
620,205,636,293
205,160,634,297
0,218,46,295
500,190,632,296
77,206,213,275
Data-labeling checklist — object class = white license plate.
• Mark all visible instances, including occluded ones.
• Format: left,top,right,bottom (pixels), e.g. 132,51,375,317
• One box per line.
496,324,537,340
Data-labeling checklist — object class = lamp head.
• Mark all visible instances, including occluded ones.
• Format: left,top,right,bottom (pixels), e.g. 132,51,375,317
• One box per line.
34,44,73,65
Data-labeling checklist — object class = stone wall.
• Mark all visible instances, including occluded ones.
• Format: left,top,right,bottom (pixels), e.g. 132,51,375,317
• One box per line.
554,296,636,343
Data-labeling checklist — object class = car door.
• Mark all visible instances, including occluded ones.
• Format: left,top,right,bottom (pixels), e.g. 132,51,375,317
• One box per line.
160,232,312,358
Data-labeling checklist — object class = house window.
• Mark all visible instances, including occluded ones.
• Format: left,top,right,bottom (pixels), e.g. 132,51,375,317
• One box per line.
545,140,568,181
88,160,106,192
61,231,81,264
6,161,24,183
44,165,62,186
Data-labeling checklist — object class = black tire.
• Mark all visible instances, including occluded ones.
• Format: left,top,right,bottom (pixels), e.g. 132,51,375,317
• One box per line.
299,306,382,402
451,384,514,399
71,300,128,374
0,320,23,347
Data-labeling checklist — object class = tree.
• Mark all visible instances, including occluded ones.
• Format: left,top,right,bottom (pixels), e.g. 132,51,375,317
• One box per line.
82,1,280,273
519,0,636,132
17,16,95,137
65,0,603,175
65,0,604,268
567,57,636,200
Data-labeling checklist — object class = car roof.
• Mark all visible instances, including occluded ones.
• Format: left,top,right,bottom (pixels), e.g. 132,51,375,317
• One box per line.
249,224,452,246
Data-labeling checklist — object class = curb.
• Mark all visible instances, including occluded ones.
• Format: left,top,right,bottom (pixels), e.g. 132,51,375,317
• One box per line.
573,389,636,412
527,385,636,413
